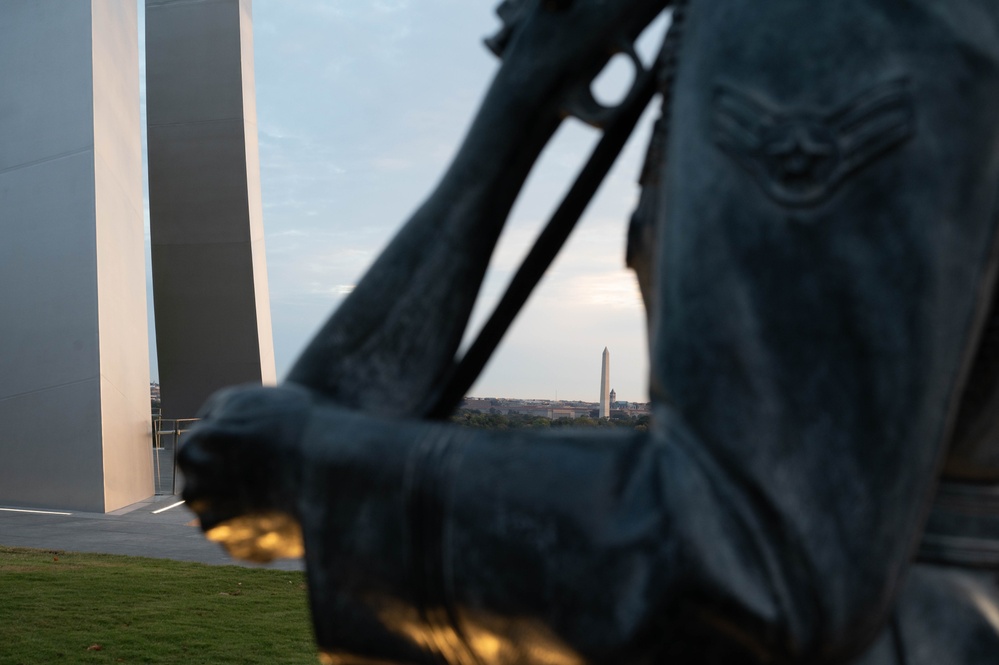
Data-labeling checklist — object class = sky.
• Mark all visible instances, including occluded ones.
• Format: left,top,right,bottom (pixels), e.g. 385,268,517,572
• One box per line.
139,1,670,403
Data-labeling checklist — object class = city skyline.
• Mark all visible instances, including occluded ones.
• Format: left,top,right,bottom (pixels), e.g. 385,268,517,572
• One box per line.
137,2,664,403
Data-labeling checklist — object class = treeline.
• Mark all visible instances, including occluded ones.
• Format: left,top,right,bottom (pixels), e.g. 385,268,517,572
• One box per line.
449,409,650,432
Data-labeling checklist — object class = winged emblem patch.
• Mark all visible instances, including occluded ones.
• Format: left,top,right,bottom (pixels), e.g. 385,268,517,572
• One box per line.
712,77,915,207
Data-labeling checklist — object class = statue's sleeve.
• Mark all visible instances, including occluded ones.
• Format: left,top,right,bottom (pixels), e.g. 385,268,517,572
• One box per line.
292,398,916,665
295,413,797,665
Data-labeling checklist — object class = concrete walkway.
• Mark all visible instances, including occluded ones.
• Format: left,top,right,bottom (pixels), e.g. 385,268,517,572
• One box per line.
0,494,303,571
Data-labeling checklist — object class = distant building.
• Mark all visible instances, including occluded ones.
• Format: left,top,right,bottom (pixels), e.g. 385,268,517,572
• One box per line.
610,389,617,405
458,395,649,421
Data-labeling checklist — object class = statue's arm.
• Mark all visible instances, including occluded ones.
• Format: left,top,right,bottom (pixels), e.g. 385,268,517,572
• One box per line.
288,406,780,665
179,387,791,663
287,390,939,665
179,372,938,665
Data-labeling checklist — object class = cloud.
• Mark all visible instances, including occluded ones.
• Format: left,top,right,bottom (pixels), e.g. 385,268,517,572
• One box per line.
370,156,411,172
561,271,644,310
306,283,356,298
372,0,410,13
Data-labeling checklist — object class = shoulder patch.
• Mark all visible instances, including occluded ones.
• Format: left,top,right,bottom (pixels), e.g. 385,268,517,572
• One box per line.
712,77,915,207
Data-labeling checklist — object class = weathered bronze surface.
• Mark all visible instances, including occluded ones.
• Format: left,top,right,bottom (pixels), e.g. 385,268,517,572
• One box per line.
180,1,999,662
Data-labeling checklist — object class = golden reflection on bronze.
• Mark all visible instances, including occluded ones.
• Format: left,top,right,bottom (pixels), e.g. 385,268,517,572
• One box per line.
376,600,584,665
204,511,304,563
955,574,999,634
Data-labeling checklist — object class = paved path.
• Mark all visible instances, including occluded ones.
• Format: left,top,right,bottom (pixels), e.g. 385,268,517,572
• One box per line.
0,495,303,571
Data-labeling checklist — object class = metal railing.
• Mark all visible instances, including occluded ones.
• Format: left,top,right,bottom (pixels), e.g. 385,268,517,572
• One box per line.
152,417,199,495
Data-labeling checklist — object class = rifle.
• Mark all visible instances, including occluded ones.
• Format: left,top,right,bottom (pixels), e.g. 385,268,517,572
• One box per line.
286,0,673,417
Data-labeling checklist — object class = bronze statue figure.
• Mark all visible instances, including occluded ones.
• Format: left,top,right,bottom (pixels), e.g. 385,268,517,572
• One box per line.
180,1,999,662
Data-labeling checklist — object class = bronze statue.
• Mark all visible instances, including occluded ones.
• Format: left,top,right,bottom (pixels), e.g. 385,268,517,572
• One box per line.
180,1,999,662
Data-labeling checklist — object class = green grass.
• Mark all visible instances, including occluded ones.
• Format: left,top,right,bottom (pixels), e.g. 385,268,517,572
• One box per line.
0,546,318,665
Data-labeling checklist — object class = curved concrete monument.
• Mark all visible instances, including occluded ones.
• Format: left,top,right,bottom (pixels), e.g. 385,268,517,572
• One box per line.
0,0,275,513
145,0,276,420
0,0,152,512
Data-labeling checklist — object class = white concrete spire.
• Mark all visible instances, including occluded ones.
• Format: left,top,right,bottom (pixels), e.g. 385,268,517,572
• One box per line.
0,1,153,511
146,0,277,419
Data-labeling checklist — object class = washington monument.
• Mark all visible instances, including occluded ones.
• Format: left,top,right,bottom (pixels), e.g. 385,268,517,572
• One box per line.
599,347,610,418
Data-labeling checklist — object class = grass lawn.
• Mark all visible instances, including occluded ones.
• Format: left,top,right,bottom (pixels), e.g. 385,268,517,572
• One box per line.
0,546,318,664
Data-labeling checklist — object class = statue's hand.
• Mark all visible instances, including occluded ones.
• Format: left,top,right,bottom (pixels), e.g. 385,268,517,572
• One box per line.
485,0,668,128
178,384,313,562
